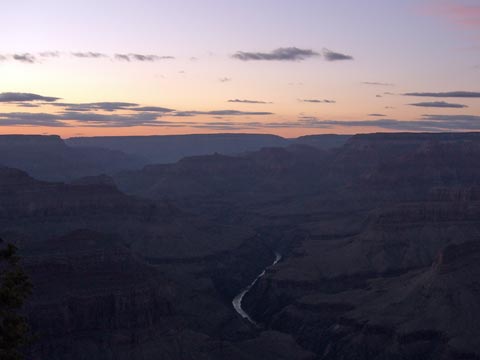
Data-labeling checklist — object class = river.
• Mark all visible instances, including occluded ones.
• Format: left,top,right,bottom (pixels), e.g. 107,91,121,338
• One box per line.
232,252,282,325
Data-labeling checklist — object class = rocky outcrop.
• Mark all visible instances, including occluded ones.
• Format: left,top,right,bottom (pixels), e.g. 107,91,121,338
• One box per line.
242,240,480,359
24,230,176,360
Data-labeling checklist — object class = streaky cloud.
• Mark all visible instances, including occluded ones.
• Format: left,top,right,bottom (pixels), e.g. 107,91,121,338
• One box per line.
173,110,273,117
39,51,60,58
409,101,468,108
232,47,320,61
0,111,169,127
362,82,394,86
2,110,480,132
15,103,41,108
323,49,354,61
114,54,130,61
47,102,174,113
133,106,175,112
49,102,139,112
207,110,272,116
421,114,480,121
114,53,174,62
404,91,480,98
228,99,271,104
0,112,67,127
0,92,60,102
71,52,107,58
301,99,336,104
12,53,37,63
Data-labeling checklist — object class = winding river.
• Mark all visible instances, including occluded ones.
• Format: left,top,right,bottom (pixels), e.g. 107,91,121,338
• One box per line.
232,252,282,325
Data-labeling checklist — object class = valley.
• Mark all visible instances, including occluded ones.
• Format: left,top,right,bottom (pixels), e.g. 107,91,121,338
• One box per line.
1,132,480,359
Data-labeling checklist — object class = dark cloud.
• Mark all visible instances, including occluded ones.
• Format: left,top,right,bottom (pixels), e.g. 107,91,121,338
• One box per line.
313,114,480,132
368,114,387,117
227,99,272,104
58,111,168,127
3,109,480,132
362,82,394,86
0,92,60,102
186,114,480,132
13,53,37,63
232,47,320,61
46,102,174,113
114,54,174,61
404,91,480,98
0,110,271,128
49,102,139,112
409,101,468,108
301,99,336,103
422,114,480,122
279,117,480,132
171,112,196,117
207,110,272,116
219,77,231,82
173,110,273,117
0,112,67,127
15,103,40,108
71,52,107,58
0,111,170,128
323,49,354,61
132,106,174,112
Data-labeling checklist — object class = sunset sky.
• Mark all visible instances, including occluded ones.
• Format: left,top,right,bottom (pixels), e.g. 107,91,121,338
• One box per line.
1,0,480,138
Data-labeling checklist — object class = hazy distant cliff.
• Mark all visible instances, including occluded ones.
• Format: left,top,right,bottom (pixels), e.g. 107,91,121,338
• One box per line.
66,133,350,164
0,135,142,181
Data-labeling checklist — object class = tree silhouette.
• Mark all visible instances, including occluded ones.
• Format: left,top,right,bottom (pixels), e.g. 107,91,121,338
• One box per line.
0,240,32,360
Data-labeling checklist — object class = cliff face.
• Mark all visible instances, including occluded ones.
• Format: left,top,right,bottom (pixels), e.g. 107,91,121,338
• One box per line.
0,166,311,360
24,230,177,360
255,241,480,360
0,166,253,259
229,133,480,360
114,145,328,207
0,135,143,181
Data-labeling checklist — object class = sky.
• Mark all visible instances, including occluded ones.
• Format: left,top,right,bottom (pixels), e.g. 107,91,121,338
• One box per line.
1,0,480,138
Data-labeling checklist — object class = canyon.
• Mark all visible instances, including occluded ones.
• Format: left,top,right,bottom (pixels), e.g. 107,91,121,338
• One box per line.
1,132,479,359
